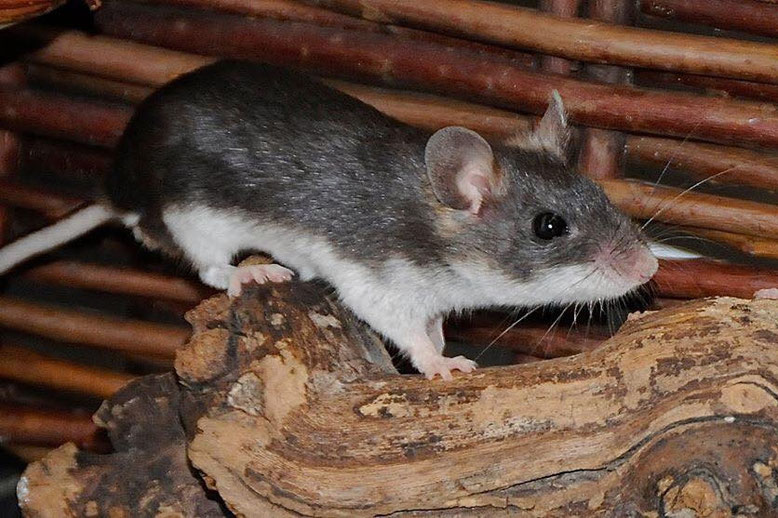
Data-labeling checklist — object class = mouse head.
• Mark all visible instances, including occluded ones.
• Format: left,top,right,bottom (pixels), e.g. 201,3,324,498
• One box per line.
424,92,657,306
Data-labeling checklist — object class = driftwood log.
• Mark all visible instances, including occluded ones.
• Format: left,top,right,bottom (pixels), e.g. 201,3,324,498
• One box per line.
17,279,778,517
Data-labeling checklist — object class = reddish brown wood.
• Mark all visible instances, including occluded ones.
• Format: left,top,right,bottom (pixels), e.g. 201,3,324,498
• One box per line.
640,0,778,39
26,63,153,103
0,0,66,27
5,25,214,87
654,259,778,299
445,321,606,358
19,137,112,178
679,227,778,260
306,0,778,84
0,344,134,398
0,296,188,357
601,179,778,239
0,403,107,451
577,0,633,180
0,87,132,148
0,180,84,220
23,261,212,304
94,2,778,149
538,0,581,75
0,62,27,88
626,136,778,191
140,0,536,67
635,70,778,104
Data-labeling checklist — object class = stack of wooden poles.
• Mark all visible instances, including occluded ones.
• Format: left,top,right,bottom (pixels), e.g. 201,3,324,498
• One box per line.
1,0,778,460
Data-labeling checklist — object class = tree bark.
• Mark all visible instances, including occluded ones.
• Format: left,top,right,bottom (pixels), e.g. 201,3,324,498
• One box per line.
18,280,778,516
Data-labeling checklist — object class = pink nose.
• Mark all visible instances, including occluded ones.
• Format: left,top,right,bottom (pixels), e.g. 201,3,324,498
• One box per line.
625,247,658,283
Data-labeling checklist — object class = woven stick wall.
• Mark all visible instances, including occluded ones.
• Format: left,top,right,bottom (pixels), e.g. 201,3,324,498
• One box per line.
1,0,778,516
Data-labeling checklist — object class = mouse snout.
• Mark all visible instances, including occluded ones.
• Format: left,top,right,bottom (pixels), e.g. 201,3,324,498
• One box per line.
596,243,658,287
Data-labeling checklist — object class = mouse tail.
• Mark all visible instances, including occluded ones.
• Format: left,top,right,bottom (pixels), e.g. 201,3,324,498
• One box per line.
0,204,117,274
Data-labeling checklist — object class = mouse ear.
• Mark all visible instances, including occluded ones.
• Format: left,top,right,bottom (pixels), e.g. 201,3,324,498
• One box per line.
425,126,501,214
505,90,572,163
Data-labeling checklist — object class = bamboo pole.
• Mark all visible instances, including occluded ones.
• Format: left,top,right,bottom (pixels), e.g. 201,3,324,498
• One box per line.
0,344,135,398
0,296,188,357
0,403,107,451
635,70,778,105
92,2,778,149
305,0,778,84
22,261,211,304
654,259,778,299
600,179,778,239
626,136,778,191
0,87,132,148
640,0,778,39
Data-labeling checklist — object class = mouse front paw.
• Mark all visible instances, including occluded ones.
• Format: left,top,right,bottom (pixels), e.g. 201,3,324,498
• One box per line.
414,354,477,381
228,264,294,297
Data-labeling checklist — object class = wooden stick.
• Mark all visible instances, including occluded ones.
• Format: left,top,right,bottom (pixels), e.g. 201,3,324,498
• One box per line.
3,444,52,463
0,87,132,148
600,179,778,239
93,3,778,148
626,136,778,191
138,0,536,67
0,296,188,357
306,0,778,84
19,136,112,178
640,0,778,39
538,0,581,75
25,63,153,103
5,25,214,87
324,80,533,138
0,179,84,219
445,322,605,358
22,260,211,304
0,344,135,398
677,227,778,260
0,0,65,27
654,259,778,299
576,0,633,180
635,70,778,105
0,403,107,451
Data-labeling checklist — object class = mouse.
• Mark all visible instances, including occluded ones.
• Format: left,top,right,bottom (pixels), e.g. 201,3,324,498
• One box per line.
0,60,658,380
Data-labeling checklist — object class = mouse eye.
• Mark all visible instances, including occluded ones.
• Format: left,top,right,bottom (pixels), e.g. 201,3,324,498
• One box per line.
533,212,568,240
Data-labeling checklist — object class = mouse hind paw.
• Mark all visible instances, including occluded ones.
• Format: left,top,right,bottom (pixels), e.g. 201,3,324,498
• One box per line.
415,354,477,381
228,263,294,297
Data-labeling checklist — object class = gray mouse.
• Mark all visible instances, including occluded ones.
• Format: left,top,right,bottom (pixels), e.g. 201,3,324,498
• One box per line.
0,60,657,380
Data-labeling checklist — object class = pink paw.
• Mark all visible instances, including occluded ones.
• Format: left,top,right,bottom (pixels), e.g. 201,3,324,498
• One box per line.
415,355,477,381
228,264,294,297
755,288,778,300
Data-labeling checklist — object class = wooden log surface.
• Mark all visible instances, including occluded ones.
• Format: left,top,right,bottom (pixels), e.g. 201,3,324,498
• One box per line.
19,281,778,516
0,0,66,28
636,70,778,105
91,2,778,149
306,0,778,84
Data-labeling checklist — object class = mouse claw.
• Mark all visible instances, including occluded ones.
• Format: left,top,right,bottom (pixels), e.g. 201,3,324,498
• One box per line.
227,264,294,297
417,355,478,381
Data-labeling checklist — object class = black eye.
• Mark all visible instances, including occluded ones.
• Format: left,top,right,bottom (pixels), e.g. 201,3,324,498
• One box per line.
533,212,568,240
